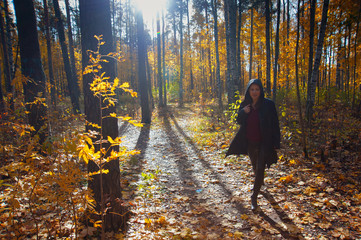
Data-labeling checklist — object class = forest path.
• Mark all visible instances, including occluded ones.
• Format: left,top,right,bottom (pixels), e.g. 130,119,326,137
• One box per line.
119,105,301,239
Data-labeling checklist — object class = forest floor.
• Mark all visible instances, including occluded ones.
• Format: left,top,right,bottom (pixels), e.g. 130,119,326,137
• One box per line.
115,103,361,240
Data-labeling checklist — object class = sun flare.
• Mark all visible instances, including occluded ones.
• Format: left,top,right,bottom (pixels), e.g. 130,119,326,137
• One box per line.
133,0,167,24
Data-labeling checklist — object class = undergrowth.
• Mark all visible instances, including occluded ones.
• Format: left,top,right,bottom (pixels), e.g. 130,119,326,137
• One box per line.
0,36,142,239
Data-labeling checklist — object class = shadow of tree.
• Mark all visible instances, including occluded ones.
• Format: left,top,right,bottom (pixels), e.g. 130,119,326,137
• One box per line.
159,108,229,232
260,190,304,239
134,123,151,162
166,106,303,239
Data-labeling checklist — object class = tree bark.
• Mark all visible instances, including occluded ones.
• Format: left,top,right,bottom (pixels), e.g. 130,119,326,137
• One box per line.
13,0,48,141
136,9,152,123
0,5,12,108
43,0,56,107
352,10,360,110
162,10,167,106
237,0,243,92
249,7,254,81
53,0,80,113
186,0,194,93
307,0,316,89
306,0,329,121
179,1,184,107
0,64,4,112
4,0,14,81
286,0,290,90
273,0,281,101
65,0,80,98
157,12,163,107
295,0,308,158
79,0,126,233
223,0,237,104
265,0,271,95
212,0,222,109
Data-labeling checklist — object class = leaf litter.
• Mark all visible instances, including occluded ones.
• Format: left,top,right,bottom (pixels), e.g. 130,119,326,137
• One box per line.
119,104,361,239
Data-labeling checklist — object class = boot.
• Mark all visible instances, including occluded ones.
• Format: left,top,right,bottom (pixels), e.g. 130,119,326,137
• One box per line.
251,194,258,211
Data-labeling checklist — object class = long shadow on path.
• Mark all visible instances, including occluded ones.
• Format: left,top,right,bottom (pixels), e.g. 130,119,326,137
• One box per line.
167,107,303,239
159,108,230,233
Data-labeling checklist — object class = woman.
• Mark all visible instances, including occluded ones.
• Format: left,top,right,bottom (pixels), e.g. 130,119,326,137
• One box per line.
226,79,280,211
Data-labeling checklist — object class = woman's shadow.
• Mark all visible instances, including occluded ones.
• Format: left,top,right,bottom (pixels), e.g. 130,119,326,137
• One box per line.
258,190,304,239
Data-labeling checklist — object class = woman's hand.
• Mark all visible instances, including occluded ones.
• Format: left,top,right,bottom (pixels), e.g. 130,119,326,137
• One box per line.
243,104,252,114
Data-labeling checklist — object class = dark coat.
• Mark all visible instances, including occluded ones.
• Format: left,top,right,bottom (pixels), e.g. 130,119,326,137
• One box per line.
226,79,280,168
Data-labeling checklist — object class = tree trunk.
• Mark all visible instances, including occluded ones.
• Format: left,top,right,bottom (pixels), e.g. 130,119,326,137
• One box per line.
162,10,167,106
286,0,290,91
205,5,213,97
79,0,126,233
237,0,243,92
306,0,329,121
53,0,80,113
212,0,222,109
265,0,271,95
272,0,281,101
307,0,316,90
352,10,360,110
136,9,152,123
13,0,48,141
346,24,351,100
43,0,56,107
249,7,254,81
65,0,80,98
171,0,178,51
179,2,184,107
4,0,14,81
229,0,237,104
0,5,12,109
0,64,4,112
146,51,155,109
157,12,163,107
295,0,308,158
186,0,194,93
223,0,230,99
223,0,237,104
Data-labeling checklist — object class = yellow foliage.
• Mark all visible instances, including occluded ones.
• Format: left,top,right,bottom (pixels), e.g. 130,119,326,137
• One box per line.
93,220,102,228
88,169,109,177
279,174,294,183
155,216,167,225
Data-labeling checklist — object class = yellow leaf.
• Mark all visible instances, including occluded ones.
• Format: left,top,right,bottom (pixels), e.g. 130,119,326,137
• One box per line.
89,169,109,176
78,144,90,164
240,214,248,220
156,216,167,225
130,91,138,97
107,136,115,144
234,231,244,238
108,99,115,106
119,82,130,88
93,220,102,228
144,218,152,227
279,174,294,183
113,78,119,87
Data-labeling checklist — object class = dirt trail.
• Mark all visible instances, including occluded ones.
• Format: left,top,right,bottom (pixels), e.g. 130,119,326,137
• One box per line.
119,106,303,239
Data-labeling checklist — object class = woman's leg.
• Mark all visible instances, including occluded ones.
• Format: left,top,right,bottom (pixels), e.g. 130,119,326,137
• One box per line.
252,154,265,199
248,143,264,210
247,142,259,174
